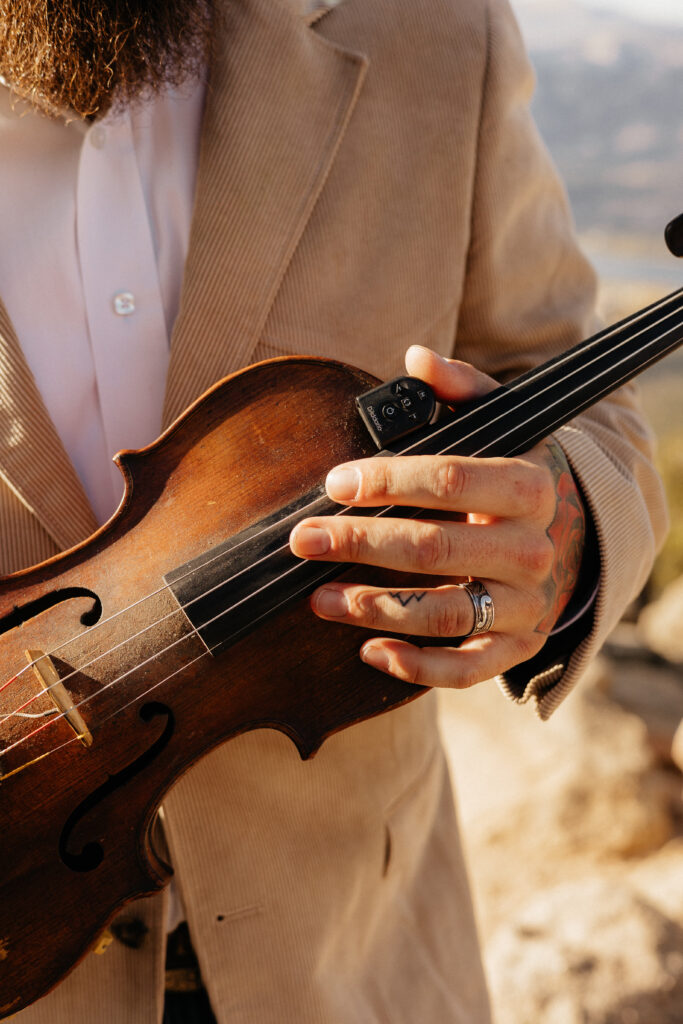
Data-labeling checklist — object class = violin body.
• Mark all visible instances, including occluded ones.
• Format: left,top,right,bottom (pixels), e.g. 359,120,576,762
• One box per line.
2,278,683,1016
0,357,423,1019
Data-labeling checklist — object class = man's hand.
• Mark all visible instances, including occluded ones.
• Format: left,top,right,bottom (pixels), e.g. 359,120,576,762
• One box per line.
289,346,586,689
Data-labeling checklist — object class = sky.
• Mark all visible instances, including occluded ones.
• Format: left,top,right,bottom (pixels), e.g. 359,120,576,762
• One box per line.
516,0,683,25
580,0,683,23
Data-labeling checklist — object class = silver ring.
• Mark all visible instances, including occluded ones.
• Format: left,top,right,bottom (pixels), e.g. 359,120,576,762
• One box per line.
459,580,495,637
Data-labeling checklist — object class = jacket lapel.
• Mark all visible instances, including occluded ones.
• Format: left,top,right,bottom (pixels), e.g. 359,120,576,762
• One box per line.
0,300,98,552
162,0,367,425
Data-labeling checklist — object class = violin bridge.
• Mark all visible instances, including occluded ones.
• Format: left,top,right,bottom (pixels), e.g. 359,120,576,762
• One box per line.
24,649,93,748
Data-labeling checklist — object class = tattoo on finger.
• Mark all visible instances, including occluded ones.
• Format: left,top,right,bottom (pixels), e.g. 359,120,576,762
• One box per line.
389,591,427,607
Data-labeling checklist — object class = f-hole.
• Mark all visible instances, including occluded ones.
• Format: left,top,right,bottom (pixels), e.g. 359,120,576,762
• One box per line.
59,702,175,872
0,588,102,636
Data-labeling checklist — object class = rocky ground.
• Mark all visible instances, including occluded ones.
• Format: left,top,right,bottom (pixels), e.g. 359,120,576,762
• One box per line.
439,577,683,1024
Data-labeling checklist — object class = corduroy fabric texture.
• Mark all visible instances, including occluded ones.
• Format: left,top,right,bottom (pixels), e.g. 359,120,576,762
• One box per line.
4,0,666,1020
0,304,97,560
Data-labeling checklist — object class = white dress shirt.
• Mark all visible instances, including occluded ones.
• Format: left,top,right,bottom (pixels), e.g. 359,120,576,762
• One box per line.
0,77,206,524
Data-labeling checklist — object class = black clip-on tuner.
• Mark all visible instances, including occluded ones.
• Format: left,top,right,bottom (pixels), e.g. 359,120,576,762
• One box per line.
355,376,437,450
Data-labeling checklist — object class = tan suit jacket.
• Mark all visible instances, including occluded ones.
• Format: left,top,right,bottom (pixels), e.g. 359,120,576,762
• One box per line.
4,0,667,1020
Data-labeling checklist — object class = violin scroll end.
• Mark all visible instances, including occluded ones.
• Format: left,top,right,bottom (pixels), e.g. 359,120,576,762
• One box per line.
665,213,683,258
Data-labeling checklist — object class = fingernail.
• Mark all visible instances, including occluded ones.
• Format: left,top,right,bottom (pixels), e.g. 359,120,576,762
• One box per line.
291,525,330,556
361,643,390,673
326,466,360,502
314,587,348,617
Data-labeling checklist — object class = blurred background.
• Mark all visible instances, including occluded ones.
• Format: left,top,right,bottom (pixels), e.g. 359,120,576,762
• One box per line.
439,1,683,1020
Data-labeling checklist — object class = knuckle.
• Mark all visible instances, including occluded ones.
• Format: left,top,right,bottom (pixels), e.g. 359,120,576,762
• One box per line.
516,535,554,578
525,466,554,515
413,525,451,572
427,600,469,638
453,666,480,691
355,589,383,627
364,463,392,502
515,632,545,662
434,460,468,504
409,657,431,687
344,524,367,562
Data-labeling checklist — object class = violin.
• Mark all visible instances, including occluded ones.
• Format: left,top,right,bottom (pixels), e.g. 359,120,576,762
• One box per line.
1,284,682,1018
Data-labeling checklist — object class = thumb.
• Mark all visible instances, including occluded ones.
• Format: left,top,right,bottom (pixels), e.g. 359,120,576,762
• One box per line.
405,345,498,403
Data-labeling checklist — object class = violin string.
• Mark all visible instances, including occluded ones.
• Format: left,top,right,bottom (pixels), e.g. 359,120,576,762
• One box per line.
3,285,680,711
2,302,681,731
2,295,677,729
199,318,683,651
0,518,349,733
410,291,683,461
0,556,345,760
0,536,313,730
2,320,679,770
3,293,683,748
400,287,683,457
0,647,215,780
466,318,683,457
0,671,21,695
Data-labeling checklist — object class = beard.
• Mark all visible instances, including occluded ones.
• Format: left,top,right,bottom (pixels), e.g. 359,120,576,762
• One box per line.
0,0,214,119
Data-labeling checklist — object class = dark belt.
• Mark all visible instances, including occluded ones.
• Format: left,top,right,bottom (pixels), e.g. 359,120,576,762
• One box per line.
164,923,217,1024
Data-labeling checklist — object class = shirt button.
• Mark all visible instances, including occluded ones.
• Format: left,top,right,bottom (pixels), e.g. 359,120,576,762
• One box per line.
113,292,136,316
90,126,106,149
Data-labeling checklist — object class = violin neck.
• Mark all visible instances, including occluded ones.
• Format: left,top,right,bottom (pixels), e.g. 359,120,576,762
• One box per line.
400,284,683,461
167,285,683,656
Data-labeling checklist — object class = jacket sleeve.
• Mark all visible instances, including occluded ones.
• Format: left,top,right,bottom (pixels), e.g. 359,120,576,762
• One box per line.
452,0,669,718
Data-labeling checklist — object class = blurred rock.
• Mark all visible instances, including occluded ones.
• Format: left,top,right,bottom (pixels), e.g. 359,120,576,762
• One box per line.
486,877,683,1024
638,576,683,664
604,620,656,661
439,637,683,1024
540,686,672,861
604,657,683,765
626,837,683,921
438,664,674,935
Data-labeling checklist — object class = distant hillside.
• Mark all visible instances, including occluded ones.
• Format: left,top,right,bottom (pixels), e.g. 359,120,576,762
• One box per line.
513,1,683,246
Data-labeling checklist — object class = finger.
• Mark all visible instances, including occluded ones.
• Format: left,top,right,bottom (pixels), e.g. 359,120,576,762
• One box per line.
324,454,552,520
359,631,545,690
289,515,551,585
311,581,541,638
405,346,499,403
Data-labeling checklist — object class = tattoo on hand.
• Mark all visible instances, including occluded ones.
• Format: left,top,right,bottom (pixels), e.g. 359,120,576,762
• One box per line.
535,441,586,635
389,591,427,607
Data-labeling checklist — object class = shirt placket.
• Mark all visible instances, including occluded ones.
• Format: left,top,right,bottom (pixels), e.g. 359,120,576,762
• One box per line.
76,111,170,508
